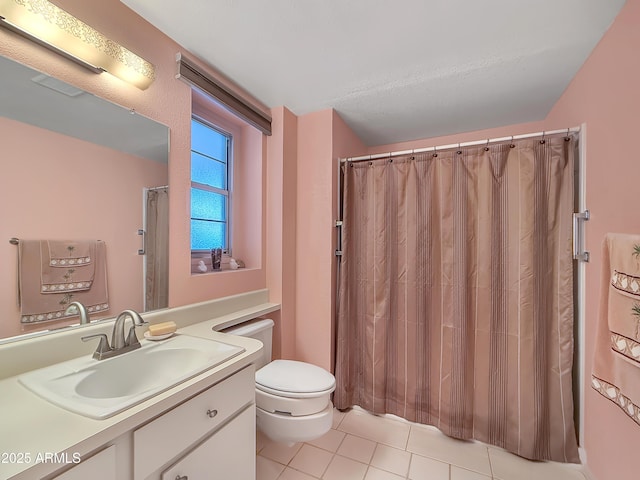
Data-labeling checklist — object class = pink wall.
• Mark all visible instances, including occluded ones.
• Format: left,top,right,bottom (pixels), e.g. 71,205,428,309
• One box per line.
0,0,268,322
0,117,167,338
276,109,366,370
543,1,640,478
295,110,335,369
368,121,545,156
266,107,298,361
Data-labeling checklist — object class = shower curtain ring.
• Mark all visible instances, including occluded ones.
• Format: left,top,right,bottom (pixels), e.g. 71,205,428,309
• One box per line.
510,136,515,148
456,143,462,155
432,146,438,158
565,128,571,141
484,139,490,151
540,131,546,144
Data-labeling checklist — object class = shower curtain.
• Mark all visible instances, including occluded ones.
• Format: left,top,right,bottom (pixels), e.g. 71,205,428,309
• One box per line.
334,134,579,463
145,187,169,310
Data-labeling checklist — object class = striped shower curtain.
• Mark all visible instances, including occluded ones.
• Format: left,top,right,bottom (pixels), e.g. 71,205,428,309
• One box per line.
334,134,579,463
145,187,169,311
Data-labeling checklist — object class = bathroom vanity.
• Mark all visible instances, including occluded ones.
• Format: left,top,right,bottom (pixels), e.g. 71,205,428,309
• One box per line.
0,290,280,480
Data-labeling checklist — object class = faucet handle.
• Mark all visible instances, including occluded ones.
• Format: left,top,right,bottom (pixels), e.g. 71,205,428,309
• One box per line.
125,314,148,348
126,325,143,348
81,334,111,360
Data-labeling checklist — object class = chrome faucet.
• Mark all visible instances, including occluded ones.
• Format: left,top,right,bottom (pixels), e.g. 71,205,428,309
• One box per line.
111,309,147,350
82,309,148,360
64,301,90,325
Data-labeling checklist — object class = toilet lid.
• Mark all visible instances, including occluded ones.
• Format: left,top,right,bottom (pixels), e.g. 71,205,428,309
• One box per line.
256,360,336,396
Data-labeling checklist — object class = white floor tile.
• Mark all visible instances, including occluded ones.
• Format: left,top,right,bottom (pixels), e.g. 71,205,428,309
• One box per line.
278,467,318,480
323,455,368,480
407,424,492,476
257,455,286,480
260,440,303,465
364,466,406,480
289,444,333,478
338,408,410,449
488,447,586,480
337,434,377,464
370,444,411,477
257,409,587,480
408,453,450,480
307,428,347,453
451,465,492,480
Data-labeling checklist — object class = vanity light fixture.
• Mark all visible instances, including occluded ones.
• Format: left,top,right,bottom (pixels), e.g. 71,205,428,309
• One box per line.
0,0,155,89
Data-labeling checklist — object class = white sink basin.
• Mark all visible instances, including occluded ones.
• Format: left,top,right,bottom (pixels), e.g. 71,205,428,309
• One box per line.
18,334,245,419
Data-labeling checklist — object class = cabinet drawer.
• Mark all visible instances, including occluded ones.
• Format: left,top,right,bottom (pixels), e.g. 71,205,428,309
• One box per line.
161,405,255,480
53,445,116,480
134,366,254,479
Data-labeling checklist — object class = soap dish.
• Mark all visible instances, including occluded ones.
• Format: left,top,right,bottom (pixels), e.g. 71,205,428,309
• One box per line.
144,331,175,341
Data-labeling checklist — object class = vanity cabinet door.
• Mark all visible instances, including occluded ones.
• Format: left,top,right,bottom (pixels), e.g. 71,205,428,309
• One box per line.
161,405,255,480
52,445,116,480
134,366,254,479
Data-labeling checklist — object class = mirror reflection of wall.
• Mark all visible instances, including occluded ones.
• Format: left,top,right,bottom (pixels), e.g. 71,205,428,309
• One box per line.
0,55,169,342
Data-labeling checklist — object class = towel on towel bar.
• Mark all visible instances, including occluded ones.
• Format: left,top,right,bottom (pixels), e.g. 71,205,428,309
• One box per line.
17,239,109,323
46,240,93,267
592,233,640,425
40,241,95,293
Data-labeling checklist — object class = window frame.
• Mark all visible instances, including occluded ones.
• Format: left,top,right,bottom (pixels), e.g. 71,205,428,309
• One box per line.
190,115,233,255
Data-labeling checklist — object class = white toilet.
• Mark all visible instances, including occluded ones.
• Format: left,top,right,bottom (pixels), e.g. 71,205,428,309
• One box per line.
222,318,335,444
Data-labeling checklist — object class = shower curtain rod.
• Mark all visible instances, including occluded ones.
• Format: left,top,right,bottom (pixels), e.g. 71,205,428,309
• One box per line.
146,185,168,191
340,126,580,163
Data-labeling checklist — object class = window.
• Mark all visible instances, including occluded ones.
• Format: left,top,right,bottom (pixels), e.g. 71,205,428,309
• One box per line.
190,117,231,251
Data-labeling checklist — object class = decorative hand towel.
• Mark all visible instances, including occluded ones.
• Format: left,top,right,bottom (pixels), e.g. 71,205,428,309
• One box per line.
18,240,109,323
46,240,93,267
592,233,640,425
40,241,95,293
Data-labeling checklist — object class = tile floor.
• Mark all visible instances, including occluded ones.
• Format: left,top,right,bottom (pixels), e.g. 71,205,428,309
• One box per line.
256,407,587,480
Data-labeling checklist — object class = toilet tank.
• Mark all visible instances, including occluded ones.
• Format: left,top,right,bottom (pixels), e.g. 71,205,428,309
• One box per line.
221,318,274,369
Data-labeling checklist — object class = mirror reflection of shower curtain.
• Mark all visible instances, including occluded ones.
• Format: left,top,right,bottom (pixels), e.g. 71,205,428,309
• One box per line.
144,187,169,310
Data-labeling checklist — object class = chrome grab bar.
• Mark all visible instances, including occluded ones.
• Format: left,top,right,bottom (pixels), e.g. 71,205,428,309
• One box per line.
573,210,590,262
137,228,145,255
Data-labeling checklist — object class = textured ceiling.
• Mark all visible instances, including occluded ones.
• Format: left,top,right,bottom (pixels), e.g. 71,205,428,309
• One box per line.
121,0,626,146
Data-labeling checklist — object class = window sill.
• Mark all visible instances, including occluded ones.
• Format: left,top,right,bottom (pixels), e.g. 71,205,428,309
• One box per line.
190,267,259,277
191,251,244,274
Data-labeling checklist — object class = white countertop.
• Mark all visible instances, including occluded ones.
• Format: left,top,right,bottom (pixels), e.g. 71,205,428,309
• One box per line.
0,295,279,480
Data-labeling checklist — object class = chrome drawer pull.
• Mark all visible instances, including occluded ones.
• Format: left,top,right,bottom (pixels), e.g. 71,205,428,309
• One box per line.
206,409,218,418
175,475,187,480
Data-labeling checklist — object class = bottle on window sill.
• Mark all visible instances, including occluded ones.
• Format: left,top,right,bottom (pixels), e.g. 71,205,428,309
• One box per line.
211,248,222,271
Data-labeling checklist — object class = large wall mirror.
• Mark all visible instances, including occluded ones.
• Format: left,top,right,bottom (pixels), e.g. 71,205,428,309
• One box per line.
0,54,170,343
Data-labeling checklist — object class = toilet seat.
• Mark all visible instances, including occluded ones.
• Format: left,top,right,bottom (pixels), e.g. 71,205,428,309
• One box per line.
255,359,336,399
